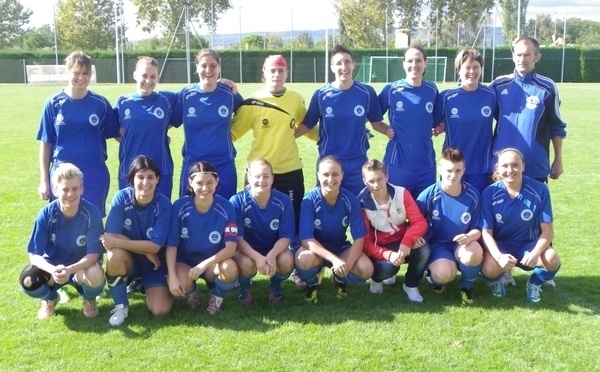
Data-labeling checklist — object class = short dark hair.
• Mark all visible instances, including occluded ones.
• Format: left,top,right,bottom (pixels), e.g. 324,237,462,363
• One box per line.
406,45,428,61
331,44,353,61
362,158,387,176
513,36,540,54
455,48,484,71
441,147,465,164
126,155,160,187
318,155,343,170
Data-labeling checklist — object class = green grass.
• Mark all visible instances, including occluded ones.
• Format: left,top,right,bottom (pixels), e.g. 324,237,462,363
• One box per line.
0,82,599,371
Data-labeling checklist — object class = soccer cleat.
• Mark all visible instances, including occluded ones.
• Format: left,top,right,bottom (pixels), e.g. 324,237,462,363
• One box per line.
503,270,516,286
526,279,542,303
304,284,319,303
82,299,99,318
543,279,556,287
186,289,201,309
370,280,384,294
382,276,396,285
57,288,70,304
207,295,224,315
487,279,506,298
126,278,145,296
333,279,348,299
109,304,129,326
403,284,424,303
291,270,306,289
37,298,58,319
238,287,253,306
267,286,283,304
460,287,474,305
426,275,446,293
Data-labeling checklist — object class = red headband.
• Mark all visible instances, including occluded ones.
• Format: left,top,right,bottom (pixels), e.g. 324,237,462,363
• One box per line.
263,55,287,70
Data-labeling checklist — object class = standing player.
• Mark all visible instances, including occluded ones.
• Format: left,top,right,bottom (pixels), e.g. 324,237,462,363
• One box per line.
379,45,441,198
114,57,178,199
417,148,483,304
434,48,496,192
359,159,429,303
173,49,243,199
230,159,295,304
295,45,390,196
20,163,105,319
37,51,119,216
480,148,560,303
166,161,239,315
295,156,373,303
100,156,173,326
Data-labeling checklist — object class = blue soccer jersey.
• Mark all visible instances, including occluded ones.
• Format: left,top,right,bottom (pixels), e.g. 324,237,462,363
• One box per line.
27,199,104,266
417,182,481,248
105,188,172,248
114,91,178,188
489,70,567,179
229,189,295,255
173,83,243,168
481,177,553,251
436,85,496,175
298,187,366,256
379,79,441,169
168,195,238,265
37,90,120,168
303,82,383,161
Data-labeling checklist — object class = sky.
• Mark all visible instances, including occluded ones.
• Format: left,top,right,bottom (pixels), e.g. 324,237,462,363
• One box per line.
20,0,600,40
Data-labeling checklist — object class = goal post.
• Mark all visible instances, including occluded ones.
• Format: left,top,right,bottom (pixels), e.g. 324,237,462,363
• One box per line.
424,56,447,83
355,56,447,84
25,65,97,85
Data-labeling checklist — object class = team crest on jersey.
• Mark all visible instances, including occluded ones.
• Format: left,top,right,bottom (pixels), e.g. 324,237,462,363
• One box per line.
123,218,132,230
262,118,269,127
353,105,365,117
55,113,65,125
461,212,472,224
146,227,153,239
450,107,459,118
244,217,251,228
325,107,334,117
520,209,534,221
187,107,196,117
270,219,279,230
481,106,492,117
154,108,164,119
209,231,222,243
395,101,404,111
218,105,229,118
314,219,322,230
432,209,441,220
425,102,434,113
123,108,131,119
181,227,189,238
495,213,503,223
342,216,349,227
289,118,296,129
89,114,100,126
76,235,86,247
525,96,540,110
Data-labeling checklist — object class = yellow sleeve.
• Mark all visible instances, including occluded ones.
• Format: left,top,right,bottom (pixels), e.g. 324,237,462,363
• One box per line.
230,105,251,142
303,124,319,142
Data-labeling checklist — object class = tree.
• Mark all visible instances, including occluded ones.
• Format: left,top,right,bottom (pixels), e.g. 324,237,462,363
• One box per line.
0,0,32,48
265,33,284,49
294,32,314,49
131,0,232,48
427,0,495,47
499,0,528,45
241,35,265,50
24,25,55,50
55,0,118,50
525,14,554,46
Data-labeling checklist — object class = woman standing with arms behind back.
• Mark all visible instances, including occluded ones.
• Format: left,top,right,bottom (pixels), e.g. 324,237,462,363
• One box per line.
37,51,119,216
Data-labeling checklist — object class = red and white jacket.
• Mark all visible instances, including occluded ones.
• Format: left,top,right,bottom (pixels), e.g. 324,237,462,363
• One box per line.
357,183,427,260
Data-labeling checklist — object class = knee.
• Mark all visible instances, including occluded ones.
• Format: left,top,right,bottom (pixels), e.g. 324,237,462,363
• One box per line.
355,256,374,279
219,259,238,279
430,267,456,284
277,250,295,272
84,264,105,286
235,254,256,276
106,249,129,272
149,303,172,317
543,248,561,271
460,243,483,265
295,249,317,269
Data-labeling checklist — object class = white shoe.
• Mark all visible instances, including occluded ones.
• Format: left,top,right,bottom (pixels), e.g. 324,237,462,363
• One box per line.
403,284,423,303
503,270,516,286
383,276,396,285
543,279,556,287
109,304,128,326
370,280,383,294
57,288,70,304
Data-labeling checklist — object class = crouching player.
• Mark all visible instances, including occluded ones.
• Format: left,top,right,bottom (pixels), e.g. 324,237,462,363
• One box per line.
295,156,373,303
417,148,483,304
100,156,173,326
359,159,430,303
166,161,239,315
480,148,560,303
20,163,105,319
230,159,295,305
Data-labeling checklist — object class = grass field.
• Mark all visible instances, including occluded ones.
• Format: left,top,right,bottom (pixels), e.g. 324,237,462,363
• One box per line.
0,82,599,371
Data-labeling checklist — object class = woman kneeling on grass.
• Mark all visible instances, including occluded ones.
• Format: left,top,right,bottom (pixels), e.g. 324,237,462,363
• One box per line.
416,148,483,305
230,158,296,305
359,159,429,303
166,161,239,315
100,156,173,326
480,148,561,303
295,155,373,303
20,163,105,319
